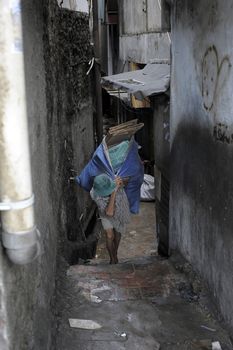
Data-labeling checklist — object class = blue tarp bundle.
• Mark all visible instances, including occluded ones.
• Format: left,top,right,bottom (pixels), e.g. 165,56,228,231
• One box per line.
76,138,144,214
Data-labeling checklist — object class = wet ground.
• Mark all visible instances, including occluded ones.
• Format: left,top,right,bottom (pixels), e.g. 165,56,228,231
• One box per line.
55,203,232,349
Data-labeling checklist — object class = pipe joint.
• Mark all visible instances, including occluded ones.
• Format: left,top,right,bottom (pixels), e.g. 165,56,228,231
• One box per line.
0,195,35,211
2,228,41,265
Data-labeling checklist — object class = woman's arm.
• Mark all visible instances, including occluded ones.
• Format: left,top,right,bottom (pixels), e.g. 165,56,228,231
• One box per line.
105,189,117,217
105,177,122,217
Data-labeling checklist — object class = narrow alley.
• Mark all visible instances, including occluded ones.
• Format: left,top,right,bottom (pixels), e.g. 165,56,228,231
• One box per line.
1,1,233,350
55,203,231,349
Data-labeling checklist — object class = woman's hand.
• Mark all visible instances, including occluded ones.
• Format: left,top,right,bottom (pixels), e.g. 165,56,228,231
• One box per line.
122,177,130,187
115,176,123,190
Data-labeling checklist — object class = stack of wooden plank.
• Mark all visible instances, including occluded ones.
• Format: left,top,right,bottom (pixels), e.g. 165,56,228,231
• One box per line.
105,119,144,146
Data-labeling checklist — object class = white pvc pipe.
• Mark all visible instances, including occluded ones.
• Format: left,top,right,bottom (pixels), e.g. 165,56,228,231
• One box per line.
0,0,40,264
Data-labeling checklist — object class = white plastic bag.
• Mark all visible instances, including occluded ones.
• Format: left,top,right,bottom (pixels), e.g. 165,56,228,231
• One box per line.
140,174,155,201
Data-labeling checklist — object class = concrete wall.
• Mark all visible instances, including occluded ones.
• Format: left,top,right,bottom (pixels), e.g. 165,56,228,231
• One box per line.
119,0,171,64
44,2,95,263
153,95,170,256
170,0,233,332
120,33,170,64
153,95,170,175
0,1,95,349
121,0,170,34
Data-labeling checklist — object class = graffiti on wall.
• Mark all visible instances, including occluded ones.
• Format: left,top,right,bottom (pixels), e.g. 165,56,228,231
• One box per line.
202,45,231,111
202,46,233,144
213,123,233,144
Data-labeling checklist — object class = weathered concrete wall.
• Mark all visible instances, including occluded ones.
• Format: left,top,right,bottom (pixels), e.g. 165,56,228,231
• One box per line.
0,1,95,349
153,95,170,256
119,0,171,64
44,2,95,263
121,0,170,34
120,33,170,64
153,95,170,176
0,249,8,350
0,3,56,349
170,0,233,332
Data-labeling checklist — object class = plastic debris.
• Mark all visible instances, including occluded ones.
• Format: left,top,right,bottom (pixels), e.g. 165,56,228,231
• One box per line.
140,174,155,201
69,319,102,330
90,295,102,303
201,325,216,332
120,332,127,338
179,282,199,302
150,249,158,256
212,341,222,350
114,330,128,340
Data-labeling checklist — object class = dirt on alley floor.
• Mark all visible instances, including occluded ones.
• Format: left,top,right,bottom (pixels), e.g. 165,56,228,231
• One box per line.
55,202,232,350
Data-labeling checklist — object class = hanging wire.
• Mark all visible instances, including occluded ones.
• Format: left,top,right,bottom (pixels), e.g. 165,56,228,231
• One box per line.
86,57,95,75
167,32,171,43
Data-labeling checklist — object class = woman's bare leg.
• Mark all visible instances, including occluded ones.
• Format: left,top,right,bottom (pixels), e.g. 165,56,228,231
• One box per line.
113,230,121,264
105,228,117,264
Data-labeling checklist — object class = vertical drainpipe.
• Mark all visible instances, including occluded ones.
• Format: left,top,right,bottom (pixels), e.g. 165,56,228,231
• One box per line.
93,0,103,144
0,0,40,264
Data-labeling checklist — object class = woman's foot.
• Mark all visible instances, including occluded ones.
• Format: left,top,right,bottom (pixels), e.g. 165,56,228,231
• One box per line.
109,256,118,264
113,230,121,264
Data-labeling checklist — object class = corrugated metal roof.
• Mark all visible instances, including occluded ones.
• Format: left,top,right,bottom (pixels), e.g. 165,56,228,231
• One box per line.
101,62,170,100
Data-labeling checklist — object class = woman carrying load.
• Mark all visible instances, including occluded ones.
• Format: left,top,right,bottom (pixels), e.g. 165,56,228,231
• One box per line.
90,174,130,264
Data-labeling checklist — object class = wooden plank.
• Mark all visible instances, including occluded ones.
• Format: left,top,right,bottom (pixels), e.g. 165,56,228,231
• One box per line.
129,62,151,109
108,119,138,133
106,134,132,146
109,123,144,136
105,120,144,146
106,127,144,146
131,95,151,109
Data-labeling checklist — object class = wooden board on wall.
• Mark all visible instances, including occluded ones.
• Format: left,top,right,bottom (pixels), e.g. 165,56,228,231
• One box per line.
130,62,151,109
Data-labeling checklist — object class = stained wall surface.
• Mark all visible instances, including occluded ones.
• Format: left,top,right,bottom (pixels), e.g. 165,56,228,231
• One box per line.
0,1,95,349
170,0,233,332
